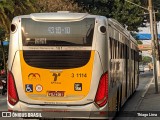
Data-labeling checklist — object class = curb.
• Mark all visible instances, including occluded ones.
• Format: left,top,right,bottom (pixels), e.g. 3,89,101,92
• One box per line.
141,78,154,98
135,77,153,110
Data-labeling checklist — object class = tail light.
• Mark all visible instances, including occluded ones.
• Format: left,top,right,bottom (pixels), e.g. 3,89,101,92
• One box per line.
8,71,19,105
95,72,108,107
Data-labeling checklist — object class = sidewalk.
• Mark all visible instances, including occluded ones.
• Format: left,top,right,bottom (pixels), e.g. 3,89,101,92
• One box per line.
138,78,160,111
135,77,160,119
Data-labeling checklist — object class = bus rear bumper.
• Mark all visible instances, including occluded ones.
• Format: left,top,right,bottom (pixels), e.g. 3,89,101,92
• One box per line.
8,101,110,119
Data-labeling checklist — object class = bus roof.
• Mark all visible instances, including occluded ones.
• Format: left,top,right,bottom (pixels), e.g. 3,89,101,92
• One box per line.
29,12,89,21
108,18,137,45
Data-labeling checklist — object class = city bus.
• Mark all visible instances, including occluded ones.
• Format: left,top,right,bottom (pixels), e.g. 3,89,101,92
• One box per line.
8,12,140,119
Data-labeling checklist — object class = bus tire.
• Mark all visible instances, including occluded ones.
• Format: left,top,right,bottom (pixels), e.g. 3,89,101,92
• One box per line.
119,86,122,111
116,90,119,113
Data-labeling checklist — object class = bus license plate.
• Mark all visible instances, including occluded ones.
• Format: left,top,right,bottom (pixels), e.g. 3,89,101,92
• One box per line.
48,91,65,97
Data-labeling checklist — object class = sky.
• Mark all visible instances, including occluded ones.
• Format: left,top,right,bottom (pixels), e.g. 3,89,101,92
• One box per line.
137,22,160,57
138,22,160,34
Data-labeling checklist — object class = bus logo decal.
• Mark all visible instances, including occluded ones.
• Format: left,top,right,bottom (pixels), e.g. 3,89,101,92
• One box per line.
28,73,40,80
52,73,61,81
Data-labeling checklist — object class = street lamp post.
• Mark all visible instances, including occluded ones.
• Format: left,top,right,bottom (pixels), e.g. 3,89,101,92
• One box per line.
153,11,160,77
148,0,158,93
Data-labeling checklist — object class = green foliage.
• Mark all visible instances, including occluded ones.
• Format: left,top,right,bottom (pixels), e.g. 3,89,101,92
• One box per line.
137,40,143,44
0,0,36,35
75,0,115,16
74,0,145,32
0,27,6,40
142,56,152,64
0,0,14,34
0,0,159,35
140,0,160,22
35,0,82,12
153,0,160,21
0,27,7,72
112,0,145,31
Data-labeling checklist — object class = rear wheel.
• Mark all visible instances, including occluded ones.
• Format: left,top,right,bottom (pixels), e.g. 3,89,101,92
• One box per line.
116,87,122,114
116,90,119,113
119,86,122,111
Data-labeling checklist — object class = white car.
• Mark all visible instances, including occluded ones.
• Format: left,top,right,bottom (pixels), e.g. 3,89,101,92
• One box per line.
139,65,144,72
144,66,149,71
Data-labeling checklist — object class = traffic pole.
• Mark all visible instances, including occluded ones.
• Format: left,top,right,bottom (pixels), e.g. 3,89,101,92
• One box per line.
148,0,158,93
153,11,160,77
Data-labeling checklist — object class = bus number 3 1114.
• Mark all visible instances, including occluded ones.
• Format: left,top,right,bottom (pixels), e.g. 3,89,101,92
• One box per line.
71,73,87,78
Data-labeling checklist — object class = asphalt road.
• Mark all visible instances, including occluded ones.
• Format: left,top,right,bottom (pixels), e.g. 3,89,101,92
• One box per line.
0,100,7,111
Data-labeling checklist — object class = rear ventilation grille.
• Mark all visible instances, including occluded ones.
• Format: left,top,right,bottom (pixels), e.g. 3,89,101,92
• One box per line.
23,50,91,69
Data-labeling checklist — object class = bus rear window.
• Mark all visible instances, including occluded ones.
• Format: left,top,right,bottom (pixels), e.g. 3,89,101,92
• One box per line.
21,18,95,46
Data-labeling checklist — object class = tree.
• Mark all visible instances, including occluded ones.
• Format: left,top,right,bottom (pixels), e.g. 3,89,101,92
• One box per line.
0,27,7,74
74,0,115,16
11,0,36,17
153,0,160,21
0,0,37,70
0,0,36,36
142,56,152,64
141,0,160,21
111,0,145,31
0,0,14,34
35,0,82,12
74,0,145,32
137,40,143,44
